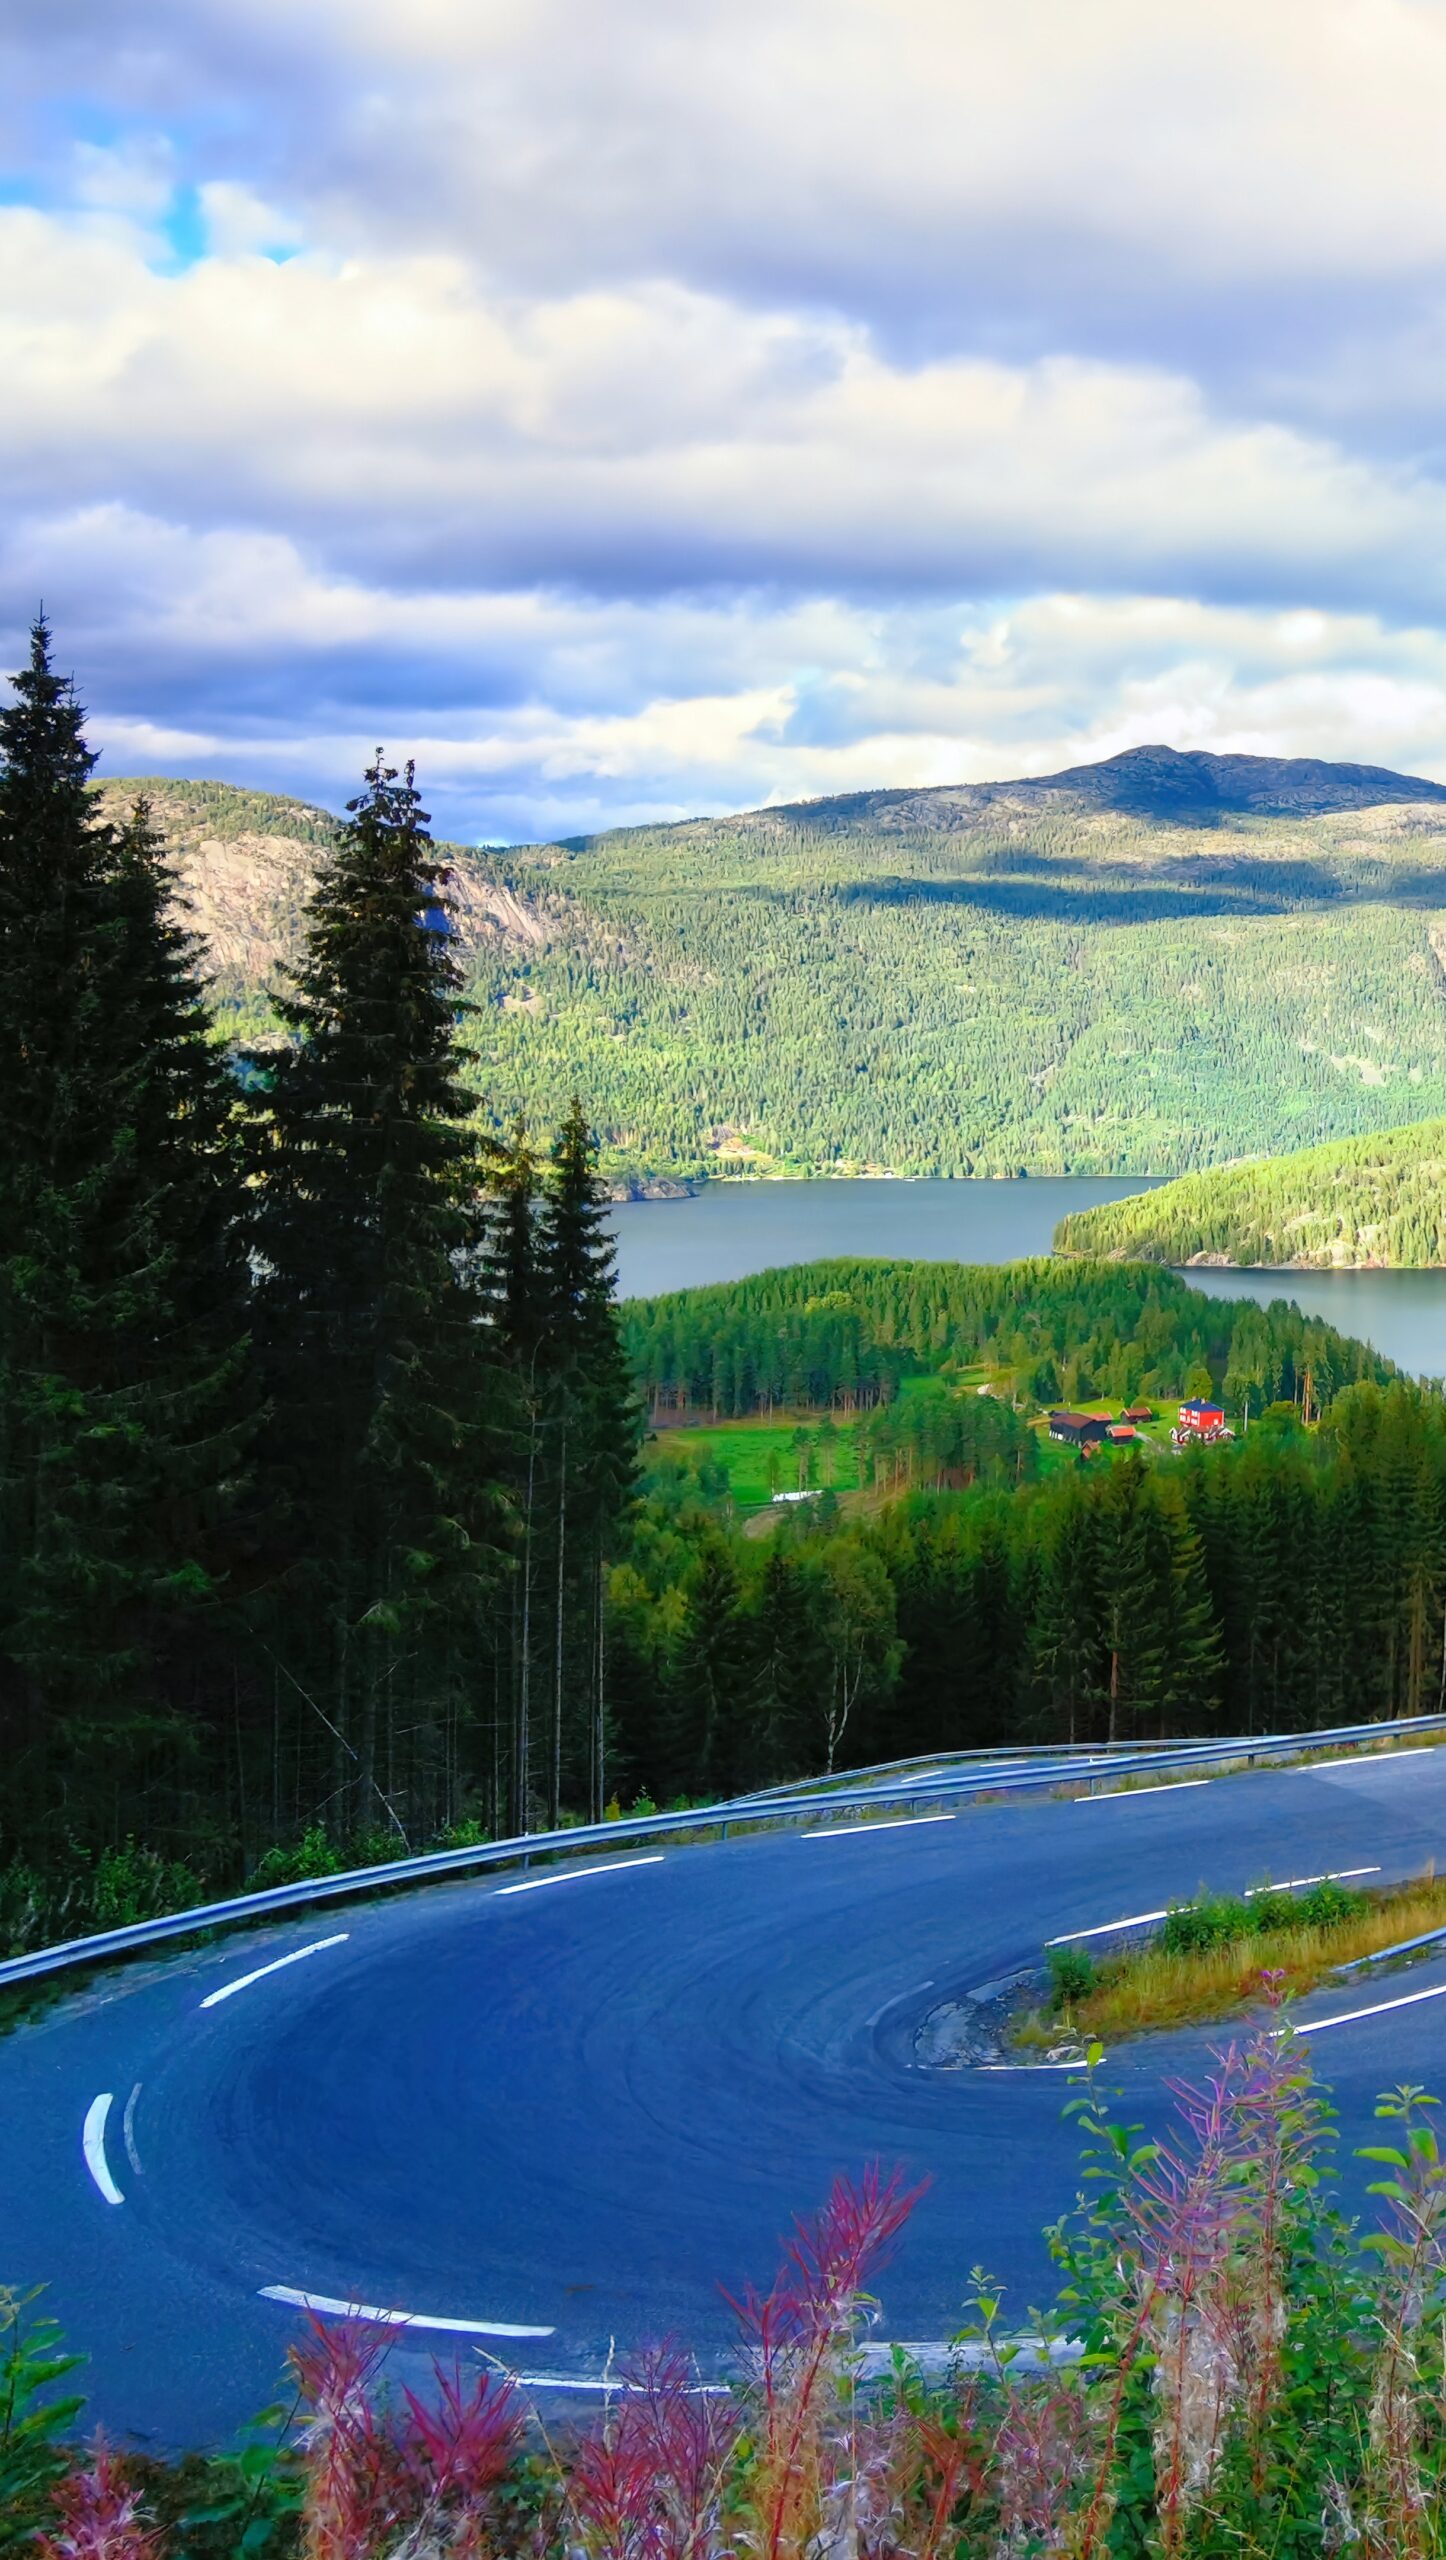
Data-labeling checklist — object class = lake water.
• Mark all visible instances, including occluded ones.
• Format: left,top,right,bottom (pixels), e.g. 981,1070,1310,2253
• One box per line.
606,1177,1446,1379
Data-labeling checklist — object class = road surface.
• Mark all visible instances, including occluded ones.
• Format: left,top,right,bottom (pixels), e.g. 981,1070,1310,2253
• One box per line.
3,1748,1445,2447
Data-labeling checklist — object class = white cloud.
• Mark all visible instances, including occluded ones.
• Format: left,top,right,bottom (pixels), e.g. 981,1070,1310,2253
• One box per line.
11,0,1446,828
2,210,1443,621
17,509,1446,840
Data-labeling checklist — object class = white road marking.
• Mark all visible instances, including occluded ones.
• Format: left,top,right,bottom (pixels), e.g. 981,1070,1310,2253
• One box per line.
121,2083,144,2178
1245,1868,1380,1894
1283,1978,1446,2036
1292,1750,1434,1774
200,1933,350,2009
866,1979,933,2026
802,1815,954,1840
1076,1781,1209,1803
1048,1866,1385,1947
496,1857,665,1897
82,2094,124,2205
260,2286,554,2338
507,2371,733,2395
1048,1908,1169,1944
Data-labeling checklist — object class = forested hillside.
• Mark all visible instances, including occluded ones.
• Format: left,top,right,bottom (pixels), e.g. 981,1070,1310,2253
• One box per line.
617,1369,1444,1791
101,741,1446,1183
1054,1117,1446,1267
620,1255,1390,1418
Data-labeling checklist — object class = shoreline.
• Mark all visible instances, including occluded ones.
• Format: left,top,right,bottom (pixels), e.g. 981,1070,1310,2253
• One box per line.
604,1166,1173,1202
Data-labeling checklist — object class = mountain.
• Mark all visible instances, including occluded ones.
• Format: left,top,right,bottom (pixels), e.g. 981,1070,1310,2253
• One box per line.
1053,1119,1446,1270
758,742,1446,830
97,746,1446,1183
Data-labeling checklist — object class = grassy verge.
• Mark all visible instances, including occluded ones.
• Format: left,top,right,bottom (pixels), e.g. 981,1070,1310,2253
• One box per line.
1019,1868,1446,2044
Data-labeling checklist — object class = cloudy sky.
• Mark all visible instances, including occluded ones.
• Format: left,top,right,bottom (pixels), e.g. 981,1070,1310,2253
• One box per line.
9,1,1446,841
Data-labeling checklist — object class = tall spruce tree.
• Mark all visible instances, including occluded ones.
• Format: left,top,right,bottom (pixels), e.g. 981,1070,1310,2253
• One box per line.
480,1118,546,1833
538,1098,639,1821
0,623,250,1845
251,755,503,1840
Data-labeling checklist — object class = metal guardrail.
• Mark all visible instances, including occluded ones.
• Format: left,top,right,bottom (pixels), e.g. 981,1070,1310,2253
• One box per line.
727,1738,1153,1805
4,1710,1446,1998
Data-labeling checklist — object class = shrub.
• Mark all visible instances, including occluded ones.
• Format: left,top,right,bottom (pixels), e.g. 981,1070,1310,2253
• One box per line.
1046,1943,1097,2009
1161,1891,1247,1956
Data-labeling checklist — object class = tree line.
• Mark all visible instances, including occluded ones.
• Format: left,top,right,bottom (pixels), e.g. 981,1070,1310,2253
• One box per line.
0,624,637,1894
619,1255,1392,1419
609,1377,1446,1800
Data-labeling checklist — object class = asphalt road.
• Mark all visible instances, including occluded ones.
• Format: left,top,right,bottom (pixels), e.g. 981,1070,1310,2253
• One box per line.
4,1749,1446,2449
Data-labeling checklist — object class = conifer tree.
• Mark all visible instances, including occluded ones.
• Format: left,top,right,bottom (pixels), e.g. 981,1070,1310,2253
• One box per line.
251,754,503,1838
538,1097,639,1820
480,1117,546,1832
0,623,250,1841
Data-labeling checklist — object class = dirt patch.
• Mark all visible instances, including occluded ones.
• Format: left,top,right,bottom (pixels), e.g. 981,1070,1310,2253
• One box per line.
913,1970,1083,2070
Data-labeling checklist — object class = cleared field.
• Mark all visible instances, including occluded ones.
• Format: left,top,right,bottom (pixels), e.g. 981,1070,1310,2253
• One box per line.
652,1415,862,1510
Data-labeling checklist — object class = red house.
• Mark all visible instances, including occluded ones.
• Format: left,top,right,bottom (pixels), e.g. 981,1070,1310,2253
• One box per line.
1178,1398,1225,1435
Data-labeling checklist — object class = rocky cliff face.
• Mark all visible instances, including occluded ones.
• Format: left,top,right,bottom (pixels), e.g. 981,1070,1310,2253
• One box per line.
95,778,554,1000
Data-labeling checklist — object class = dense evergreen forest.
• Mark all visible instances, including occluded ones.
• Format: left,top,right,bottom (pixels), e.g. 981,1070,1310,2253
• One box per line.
102,755,1446,1185
613,1374,1446,1795
619,1256,1391,1419
0,625,638,1944
1055,1116,1446,1269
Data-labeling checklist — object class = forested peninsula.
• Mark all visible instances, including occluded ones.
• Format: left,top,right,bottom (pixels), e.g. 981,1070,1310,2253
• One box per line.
1054,1116,1446,1268
98,741,1446,1186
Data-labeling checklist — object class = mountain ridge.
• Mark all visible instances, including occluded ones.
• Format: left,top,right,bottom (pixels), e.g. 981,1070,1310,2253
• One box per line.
92,748,1446,1183
545,741,1446,854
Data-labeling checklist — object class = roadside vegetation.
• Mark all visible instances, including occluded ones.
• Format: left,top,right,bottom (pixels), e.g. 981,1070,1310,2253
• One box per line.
15,2025,1446,2554
1029,1870,1446,2045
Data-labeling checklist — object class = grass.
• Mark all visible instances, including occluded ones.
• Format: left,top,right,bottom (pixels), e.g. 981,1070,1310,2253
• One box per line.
1018,1868,1446,2045
654,1413,862,1510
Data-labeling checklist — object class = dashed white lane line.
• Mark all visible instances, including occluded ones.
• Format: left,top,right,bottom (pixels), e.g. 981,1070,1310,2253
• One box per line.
802,1816,954,1840
1291,1750,1434,1774
1076,1781,1209,1803
509,2371,733,2395
1284,1978,1446,2036
1048,1908,1169,1944
1047,1868,1383,1946
260,2286,554,2338
82,2093,124,2205
200,1933,350,2009
496,1857,665,1897
1245,1867,1380,1893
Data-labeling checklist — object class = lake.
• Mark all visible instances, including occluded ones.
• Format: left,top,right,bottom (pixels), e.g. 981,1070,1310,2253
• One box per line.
606,1177,1446,1379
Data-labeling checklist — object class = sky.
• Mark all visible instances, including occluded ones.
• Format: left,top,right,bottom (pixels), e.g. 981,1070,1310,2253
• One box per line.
9,2,1446,842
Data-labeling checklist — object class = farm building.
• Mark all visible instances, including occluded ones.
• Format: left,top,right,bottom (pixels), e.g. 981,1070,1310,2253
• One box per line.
1178,1398,1225,1434
1048,1411,1109,1447
1123,1402,1154,1423
1105,1421,1136,1443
